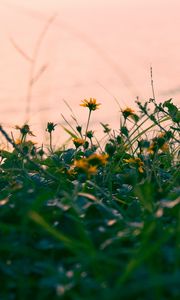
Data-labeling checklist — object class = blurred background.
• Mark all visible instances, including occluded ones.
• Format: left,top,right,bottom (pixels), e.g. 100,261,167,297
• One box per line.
0,0,180,144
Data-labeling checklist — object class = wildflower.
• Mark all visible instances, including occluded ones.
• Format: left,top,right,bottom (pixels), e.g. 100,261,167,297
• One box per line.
15,138,36,146
74,159,89,170
147,143,155,154
15,138,22,145
157,132,166,138
124,158,136,164
76,126,82,134
124,157,144,173
73,152,108,178
138,166,144,173
147,132,170,154
87,165,98,175
38,146,44,157
86,130,94,139
46,122,57,133
160,142,169,152
74,158,98,176
80,98,101,111
122,107,139,121
122,107,135,114
87,153,109,166
122,107,135,117
73,138,85,148
67,167,77,176
15,124,35,137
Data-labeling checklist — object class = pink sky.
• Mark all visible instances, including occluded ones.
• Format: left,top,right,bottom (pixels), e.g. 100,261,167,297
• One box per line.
0,0,180,143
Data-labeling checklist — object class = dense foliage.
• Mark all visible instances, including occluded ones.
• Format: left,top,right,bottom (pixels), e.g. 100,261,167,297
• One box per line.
0,98,179,299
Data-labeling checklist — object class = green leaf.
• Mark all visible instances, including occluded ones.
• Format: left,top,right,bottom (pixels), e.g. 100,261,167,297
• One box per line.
61,125,78,139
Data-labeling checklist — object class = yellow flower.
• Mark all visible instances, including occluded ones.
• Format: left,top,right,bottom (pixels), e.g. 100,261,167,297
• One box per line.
73,152,108,177
138,166,144,173
160,142,169,152
74,158,97,176
124,158,135,164
73,138,85,148
87,153,109,166
80,98,101,111
15,139,36,147
147,140,169,154
87,165,98,175
15,138,22,145
74,159,89,170
122,107,135,116
147,143,155,154
122,107,135,114
122,107,138,121
157,132,166,138
124,157,144,173
67,168,77,176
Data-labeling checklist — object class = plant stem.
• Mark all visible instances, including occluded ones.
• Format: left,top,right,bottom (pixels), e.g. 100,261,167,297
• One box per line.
85,110,91,140
49,132,53,153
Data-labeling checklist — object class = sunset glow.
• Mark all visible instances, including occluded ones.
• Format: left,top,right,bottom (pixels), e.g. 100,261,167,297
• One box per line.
0,0,180,141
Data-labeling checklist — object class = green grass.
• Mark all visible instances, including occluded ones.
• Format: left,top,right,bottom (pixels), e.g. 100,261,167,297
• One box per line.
0,98,179,300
